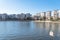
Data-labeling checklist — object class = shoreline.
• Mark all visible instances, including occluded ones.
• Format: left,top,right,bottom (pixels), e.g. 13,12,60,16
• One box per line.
0,20,60,23
33,20,60,23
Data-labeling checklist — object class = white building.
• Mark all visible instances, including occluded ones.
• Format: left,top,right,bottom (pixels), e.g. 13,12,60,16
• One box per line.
25,13,31,17
57,10,60,18
36,13,41,19
46,11,51,20
0,14,3,20
53,10,58,20
20,13,26,20
8,14,17,19
40,12,46,18
1,13,8,20
16,14,21,19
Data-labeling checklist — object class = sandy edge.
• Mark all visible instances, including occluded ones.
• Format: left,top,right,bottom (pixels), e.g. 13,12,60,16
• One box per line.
33,20,60,23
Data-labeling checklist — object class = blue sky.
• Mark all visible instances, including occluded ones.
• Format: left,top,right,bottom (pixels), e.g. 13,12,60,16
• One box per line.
0,0,60,15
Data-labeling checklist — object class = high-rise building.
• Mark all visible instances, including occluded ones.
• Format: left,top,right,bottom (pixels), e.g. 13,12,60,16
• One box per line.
35,13,41,20
42,12,46,20
20,13,26,20
40,12,44,18
57,10,60,18
40,12,46,18
41,12,46,20
53,10,58,20
46,11,51,20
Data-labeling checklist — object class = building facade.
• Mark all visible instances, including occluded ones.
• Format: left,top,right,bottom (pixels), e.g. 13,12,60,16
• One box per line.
25,13,32,19
53,10,59,20
46,11,51,20
40,12,46,20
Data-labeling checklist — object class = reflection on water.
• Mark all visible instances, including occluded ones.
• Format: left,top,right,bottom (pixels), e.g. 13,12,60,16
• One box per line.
0,21,60,40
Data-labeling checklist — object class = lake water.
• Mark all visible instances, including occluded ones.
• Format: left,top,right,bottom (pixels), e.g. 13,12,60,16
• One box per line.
0,21,60,40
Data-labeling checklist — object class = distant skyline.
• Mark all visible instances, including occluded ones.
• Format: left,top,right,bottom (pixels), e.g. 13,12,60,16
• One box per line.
0,0,60,15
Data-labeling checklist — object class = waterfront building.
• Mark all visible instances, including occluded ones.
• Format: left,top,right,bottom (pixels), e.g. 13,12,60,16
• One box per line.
40,12,44,18
53,10,59,20
16,13,32,20
46,11,51,20
8,15,12,19
35,13,41,20
32,15,39,20
16,14,21,19
8,14,17,19
20,13,26,20
40,12,46,20
25,13,31,17
58,10,60,18
0,14,3,20
36,13,41,16
1,13,8,20
12,14,16,19
25,13,32,19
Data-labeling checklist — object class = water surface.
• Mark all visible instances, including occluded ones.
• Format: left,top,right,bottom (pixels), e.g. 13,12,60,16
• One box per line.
0,21,60,40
